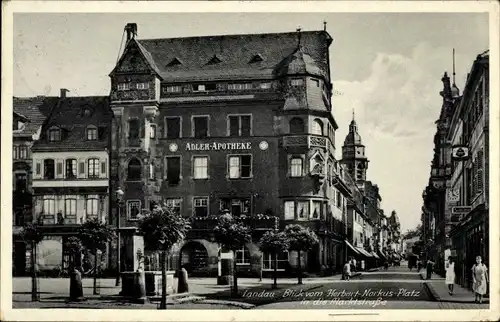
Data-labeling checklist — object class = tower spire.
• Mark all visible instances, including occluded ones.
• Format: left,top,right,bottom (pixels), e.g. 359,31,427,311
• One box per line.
323,20,327,31
352,108,355,121
296,26,302,48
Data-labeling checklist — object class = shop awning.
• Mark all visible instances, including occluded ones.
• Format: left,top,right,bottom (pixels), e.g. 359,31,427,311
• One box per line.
345,240,361,254
377,249,387,259
356,247,373,258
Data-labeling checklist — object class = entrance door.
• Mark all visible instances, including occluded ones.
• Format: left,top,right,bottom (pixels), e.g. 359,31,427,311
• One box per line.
180,242,209,275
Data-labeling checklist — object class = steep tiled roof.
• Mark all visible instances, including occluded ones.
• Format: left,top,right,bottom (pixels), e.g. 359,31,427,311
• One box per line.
13,96,59,138
32,96,112,152
128,31,332,82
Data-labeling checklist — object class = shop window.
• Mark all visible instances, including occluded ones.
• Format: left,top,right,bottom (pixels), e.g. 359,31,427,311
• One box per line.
262,251,289,271
228,155,252,179
235,246,250,265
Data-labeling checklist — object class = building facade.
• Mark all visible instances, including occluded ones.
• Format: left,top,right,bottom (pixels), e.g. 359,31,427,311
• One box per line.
422,50,489,283
108,23,357,277
12,95,58,276
30,95,113,275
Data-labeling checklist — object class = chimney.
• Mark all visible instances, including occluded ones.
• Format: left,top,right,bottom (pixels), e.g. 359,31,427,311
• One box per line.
125,23,138,41
60,88,69,98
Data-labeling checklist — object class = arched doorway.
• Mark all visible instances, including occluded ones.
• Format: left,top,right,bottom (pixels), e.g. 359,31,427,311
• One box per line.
179,241,209,274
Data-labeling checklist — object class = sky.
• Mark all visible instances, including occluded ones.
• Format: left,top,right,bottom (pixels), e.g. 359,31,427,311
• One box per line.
13,13,489,233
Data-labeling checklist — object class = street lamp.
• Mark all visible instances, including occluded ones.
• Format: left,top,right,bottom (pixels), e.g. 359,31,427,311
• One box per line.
115,187,124,286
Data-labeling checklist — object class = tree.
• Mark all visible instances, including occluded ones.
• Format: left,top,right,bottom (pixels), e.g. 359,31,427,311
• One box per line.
21,222,44,301
259,230,289,289
78,218,116,295
65,236,83,271
138,205,191,310
213,213,251,297
284,224,319,285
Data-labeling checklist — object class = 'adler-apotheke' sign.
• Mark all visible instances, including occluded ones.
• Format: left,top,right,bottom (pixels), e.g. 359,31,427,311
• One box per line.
186,142,252,151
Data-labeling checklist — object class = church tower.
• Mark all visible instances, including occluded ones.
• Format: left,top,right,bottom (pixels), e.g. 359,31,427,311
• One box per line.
341,111,369,182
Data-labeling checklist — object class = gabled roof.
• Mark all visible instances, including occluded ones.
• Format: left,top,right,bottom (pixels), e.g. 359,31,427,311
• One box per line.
32,96,112,152
13,96,59,138
112,30,332,82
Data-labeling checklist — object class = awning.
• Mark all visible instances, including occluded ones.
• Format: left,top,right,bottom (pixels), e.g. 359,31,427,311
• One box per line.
371,251,380,259
344,240,361,254
377,249,387,259
356,247,373,258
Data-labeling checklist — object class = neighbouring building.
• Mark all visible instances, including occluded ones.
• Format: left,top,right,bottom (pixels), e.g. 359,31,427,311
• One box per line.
108,23,355,277
387,210,401,254
30,94,113,275
422,50,489,282
12,95,59,276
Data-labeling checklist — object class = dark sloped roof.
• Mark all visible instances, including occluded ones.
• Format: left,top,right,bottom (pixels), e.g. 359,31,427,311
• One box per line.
32,96,112,151
13,96,59,138
123,30,332,82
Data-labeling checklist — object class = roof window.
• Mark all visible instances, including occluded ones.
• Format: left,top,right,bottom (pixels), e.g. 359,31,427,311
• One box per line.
207,55,222,65
249,54,264,63
166,58,183,67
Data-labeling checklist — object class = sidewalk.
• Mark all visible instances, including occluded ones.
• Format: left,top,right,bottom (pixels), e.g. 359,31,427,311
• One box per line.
419,271,489,304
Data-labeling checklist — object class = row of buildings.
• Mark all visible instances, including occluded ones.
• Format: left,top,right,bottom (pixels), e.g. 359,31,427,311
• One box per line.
421,50,489,289
13,23,401,278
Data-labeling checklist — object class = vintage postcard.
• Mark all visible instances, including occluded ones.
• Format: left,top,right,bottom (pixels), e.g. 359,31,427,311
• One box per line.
1,1,499,321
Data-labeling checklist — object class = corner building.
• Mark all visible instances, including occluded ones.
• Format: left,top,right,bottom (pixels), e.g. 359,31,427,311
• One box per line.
109,23,343,276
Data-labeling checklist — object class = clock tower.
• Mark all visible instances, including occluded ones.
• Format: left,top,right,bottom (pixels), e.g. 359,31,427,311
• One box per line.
341,111,369,183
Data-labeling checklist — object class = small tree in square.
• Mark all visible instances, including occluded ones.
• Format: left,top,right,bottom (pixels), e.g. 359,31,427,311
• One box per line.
21,221,45,301
213,213,252,297
259,230,289,289
65,236,84,272
78,218,116,295
138,205,191,310
284,224,319,285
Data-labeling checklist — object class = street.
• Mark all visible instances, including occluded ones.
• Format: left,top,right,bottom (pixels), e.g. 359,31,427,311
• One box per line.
11,265,489,310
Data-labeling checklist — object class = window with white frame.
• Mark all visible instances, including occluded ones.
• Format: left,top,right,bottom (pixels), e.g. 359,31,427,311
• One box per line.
88,158,100,178
66,159,77,178
228,155,252,179
127,200,141,220
284,201,295,220
235,246,251,265
13,146,19,159
165,198,182,215
311,200,322,220
164,85,182,93
193,156,208,179
193,197,209,217
48,128,61,142
117,83,130,91
149,163,155,180
262,251,289,271
43,196,56,224
87,127,98,141
312,119,324,136
291,79,303,87
150,124,156,139
86,197,99,219
228,83,253,91
290,157,303,177
297,201,309,220
136,82,149,90
19,146,28,159
259,82,271,89
65,198,77,224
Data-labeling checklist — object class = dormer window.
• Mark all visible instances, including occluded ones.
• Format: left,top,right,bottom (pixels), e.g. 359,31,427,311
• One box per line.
207,55,222,65
136,82,150,90
228,83,253,91
163,85,182,93
166,58,182,67
14,120,25,131
249,54,264,63
48,127,61,142
86,126,98,141
117,83,130,91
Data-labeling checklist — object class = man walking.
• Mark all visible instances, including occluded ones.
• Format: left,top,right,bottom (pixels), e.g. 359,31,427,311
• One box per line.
426,259,435,280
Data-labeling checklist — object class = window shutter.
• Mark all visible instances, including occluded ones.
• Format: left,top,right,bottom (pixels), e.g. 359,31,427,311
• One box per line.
101,160,107,177
35,161,42,178
472,160,478,196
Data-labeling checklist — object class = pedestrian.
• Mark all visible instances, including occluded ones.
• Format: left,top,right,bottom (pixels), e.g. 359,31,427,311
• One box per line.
351,257,357,273
343,259,351,281
471,255,488,304
384,260,389,270
445,256,455,295
426,259,434,280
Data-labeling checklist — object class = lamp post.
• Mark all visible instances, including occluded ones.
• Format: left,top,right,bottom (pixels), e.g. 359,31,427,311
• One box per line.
115,187,124,286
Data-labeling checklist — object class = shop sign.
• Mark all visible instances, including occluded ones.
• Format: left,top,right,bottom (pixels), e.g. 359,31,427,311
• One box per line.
451,206,472,215
220,252,233,259
451,145,470,161
184,142,252,151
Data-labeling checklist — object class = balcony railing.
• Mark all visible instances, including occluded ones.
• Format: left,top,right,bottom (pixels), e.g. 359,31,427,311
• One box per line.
190,215,278,231
282,135,327,149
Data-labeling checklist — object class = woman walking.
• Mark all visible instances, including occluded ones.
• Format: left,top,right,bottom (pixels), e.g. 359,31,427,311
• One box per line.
445,256,455,295
471,255,489,304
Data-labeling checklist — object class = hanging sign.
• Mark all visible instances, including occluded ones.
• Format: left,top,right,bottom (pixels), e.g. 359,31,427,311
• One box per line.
451,145,470,161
